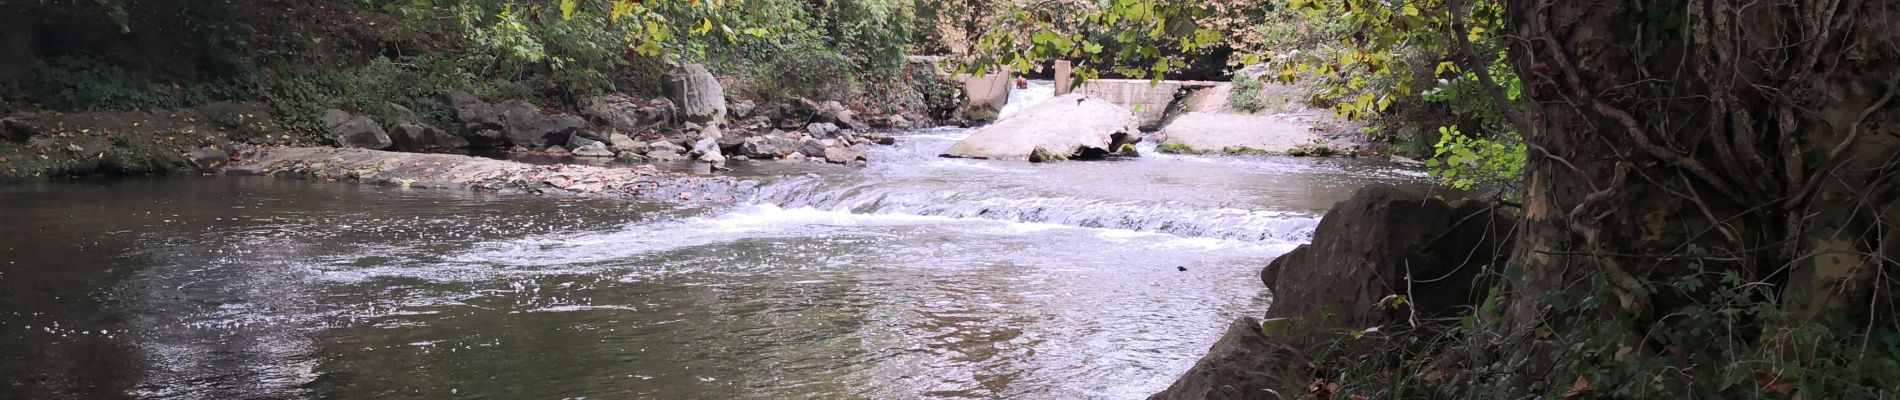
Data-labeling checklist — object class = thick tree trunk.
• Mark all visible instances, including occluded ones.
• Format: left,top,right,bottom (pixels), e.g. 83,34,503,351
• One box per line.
1501,0,1898,388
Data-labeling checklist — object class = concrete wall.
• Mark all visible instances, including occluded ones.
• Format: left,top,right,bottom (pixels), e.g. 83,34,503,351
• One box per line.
1074,80,1186,129
957,73,1012,118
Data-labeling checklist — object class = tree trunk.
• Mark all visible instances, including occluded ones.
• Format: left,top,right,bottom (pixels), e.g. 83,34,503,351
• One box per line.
1501,0,1898,389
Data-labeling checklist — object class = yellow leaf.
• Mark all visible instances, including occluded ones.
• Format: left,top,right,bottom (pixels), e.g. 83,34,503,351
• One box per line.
1402,5,1420,16
1468,26,1487,42
560,0,578,21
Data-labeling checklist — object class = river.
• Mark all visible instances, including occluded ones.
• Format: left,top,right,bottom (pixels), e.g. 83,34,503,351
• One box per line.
1,124,1436,399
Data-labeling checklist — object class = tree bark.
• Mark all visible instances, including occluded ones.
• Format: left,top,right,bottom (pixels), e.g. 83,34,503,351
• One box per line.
1502,0,1899,386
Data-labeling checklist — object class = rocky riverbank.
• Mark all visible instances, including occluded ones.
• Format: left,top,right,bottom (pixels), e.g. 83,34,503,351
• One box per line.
0,61,929,181
226,146,747,203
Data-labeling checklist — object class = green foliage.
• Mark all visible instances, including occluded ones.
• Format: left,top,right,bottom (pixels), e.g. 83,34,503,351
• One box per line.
963,0,1226,80
1424,125,1523,191
1229,73,1270,113
1310,251,1900,399
20,56,242,111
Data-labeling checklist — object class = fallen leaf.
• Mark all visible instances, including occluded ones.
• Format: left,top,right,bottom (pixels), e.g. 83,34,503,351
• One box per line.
1563,376,1591,399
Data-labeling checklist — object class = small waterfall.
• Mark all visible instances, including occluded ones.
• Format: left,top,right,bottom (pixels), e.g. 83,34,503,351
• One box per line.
748,175,1319,243
998,80,1057,118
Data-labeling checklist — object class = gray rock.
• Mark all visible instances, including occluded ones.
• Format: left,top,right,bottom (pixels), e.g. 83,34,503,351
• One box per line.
943,94,1134,161
698,151,727,165
648,140,686,155
499,102,584,149
572,142,615,158
321,109,392,150
3,117,39,143
614,151,649,162
581,95,671,134
824,146,867,165
439,90,506,146
805,122,841,139
860,132,896,146
824,107,865,130
731,99,757,120
799,138,829,158
609,133,644,152
783,152,807,161
568,132,606,150
740,136,786,159
390,123,468,152
690,137,721,158
662,63,727,123
646,150,685,162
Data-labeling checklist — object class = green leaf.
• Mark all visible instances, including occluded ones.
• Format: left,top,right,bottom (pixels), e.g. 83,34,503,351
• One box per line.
560,0,578,21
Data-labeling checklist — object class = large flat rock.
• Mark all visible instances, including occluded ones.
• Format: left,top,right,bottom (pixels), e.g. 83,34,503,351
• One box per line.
226,147,744,203
943,94,1139,161
1155,112,1318,154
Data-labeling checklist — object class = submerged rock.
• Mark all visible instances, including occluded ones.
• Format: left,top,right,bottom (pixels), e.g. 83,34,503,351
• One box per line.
942,94,1137,161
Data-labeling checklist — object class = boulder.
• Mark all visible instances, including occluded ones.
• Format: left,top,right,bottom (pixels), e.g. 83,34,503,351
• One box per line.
741,137,785,159
581,95,672,134
1145,317,1304,400
385,103,467,152
690,137,721,158
571,141,615,158
568,132,607,150
942,94,1136,161
648,140,686,155
609,133,645,153
805,122,841,139
1150,186,1516,399
824,146,867,165
859,132,896,145
799,138,829,158
623,151,661,162
1259,185,1515,345
439,90,507,146
390,123,467,152
646,150,685,162
499,102,585,149
320,109,392,150
1156,113,1319,154
731,100,758,120
3,117,39,143
662,63,727,123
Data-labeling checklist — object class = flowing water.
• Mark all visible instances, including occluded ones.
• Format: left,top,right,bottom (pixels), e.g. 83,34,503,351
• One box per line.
997,80,1056,119
0,129,1437,399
